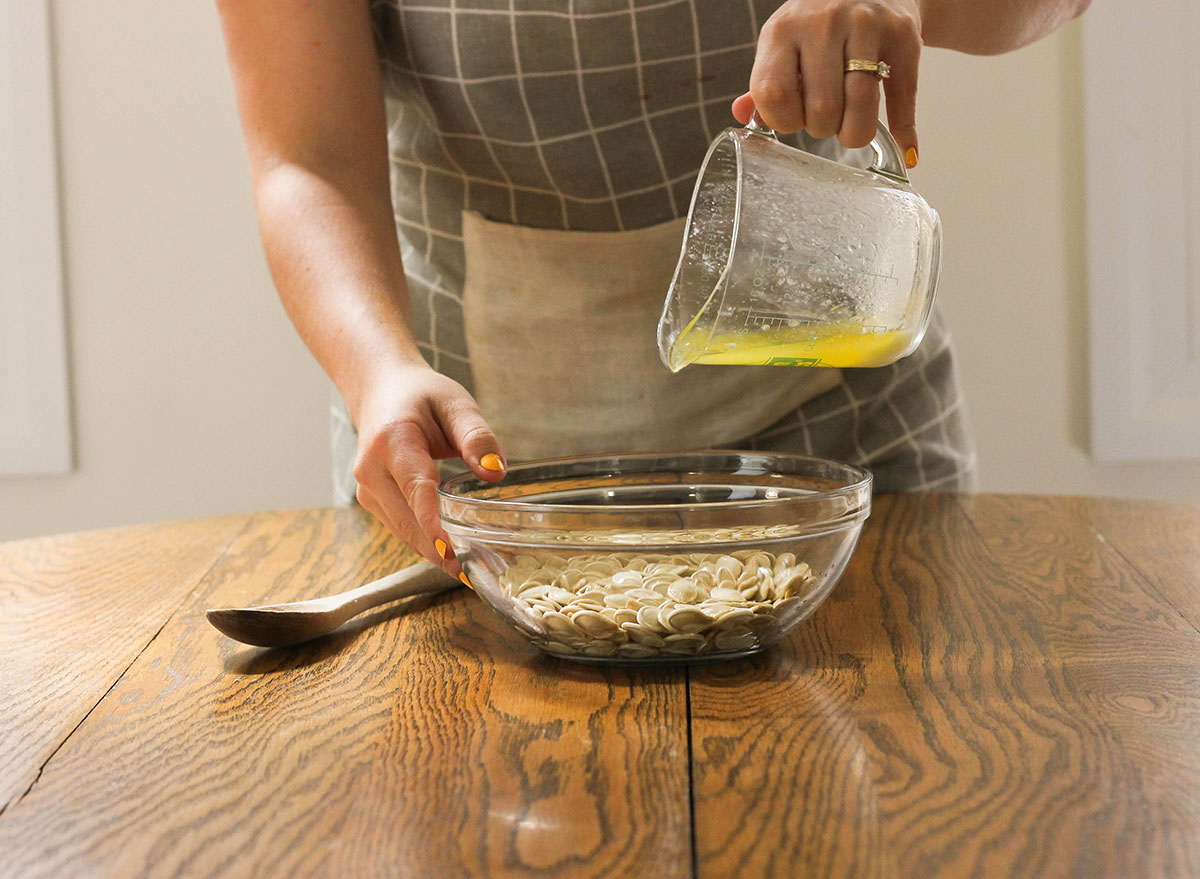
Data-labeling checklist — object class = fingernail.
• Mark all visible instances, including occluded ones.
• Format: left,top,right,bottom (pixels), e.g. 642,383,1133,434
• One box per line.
905,147,918,168
458,571,473,588
435,538,448,559
480,453,505,472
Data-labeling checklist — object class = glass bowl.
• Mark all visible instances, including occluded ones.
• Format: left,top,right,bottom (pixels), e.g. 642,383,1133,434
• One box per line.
437,451,871,664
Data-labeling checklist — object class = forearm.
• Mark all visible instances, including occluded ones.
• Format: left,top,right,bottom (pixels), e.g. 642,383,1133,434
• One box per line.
217,0,502,567
253,161,424,422
919,0,1090,55
216,0,423,423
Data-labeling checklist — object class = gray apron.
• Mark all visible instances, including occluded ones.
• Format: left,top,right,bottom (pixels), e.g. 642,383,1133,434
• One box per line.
332,0,977,502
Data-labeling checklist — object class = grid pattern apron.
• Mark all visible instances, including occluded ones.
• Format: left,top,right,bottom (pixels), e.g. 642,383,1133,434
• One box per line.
332,0,978,501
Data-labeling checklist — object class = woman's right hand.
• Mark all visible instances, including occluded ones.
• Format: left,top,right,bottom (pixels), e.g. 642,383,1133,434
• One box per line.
350,363,506,579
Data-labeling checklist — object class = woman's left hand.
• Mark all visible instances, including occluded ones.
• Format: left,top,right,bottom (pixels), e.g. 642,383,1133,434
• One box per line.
732,0,923,166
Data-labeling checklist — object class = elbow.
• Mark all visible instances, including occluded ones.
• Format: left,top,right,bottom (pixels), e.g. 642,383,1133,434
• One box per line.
925,0,1094,56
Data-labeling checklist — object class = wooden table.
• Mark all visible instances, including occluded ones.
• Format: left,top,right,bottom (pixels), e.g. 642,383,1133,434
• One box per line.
2,494,1198,878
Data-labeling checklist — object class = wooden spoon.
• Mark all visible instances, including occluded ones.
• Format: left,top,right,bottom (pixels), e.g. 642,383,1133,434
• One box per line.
206,561,461,647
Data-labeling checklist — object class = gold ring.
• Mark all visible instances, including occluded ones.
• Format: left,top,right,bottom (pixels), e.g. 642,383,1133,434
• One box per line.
845,59,891,79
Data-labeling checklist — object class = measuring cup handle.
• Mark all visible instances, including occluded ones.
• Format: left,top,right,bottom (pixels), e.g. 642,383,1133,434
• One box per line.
867,121,910,184
745,111,781,141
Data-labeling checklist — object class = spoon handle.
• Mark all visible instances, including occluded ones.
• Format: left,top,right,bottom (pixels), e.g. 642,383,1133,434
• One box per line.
336,561,460,616
205,561,464,648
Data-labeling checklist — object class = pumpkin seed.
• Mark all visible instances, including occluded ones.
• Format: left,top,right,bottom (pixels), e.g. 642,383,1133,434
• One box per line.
713,629,758,651
609,570,643,590
612,608,639,627
710,585,744,603
667,579,704,604
540,611,578,637
616,644,658,659
497,548,816,659
572,610,621,638
662,633,708,653
663,606,713,634
636,605,668,633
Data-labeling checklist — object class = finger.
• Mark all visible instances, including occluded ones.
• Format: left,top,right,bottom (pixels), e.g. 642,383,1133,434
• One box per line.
356,482,407,547
373,469,462,577
748,16,804,133
356,483,395,537
356,419,458,573
357,480,457,572
385,422,458,571
798,23,845,139
731,92,755,125
880,32,921,167
840,32,884,149
433,396,507,483
357,466,441,564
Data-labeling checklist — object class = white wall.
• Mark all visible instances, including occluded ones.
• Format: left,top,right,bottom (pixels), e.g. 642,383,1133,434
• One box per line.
0,0,332,541
920,28,1200,502
1,4,1196,542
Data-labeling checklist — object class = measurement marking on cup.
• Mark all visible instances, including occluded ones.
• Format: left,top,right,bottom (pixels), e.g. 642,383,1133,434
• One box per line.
743,311,819,330
742,311,894,334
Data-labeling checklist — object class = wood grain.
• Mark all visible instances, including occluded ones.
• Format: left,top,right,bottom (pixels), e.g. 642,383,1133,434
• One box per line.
954,494,1200,876
0,516,250,813
4,496,1198,879
0,507,690,879
688,493,1200,878
1073,496,1200,633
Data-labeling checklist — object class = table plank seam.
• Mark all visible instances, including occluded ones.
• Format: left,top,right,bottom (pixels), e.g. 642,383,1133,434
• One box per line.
0,514,261,819
685,665,699,879
1086,522,1200,638
7,499,1196,877
956,496,1200,641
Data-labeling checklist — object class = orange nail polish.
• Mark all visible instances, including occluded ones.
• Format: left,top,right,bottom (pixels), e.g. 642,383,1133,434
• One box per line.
458,571,473,588
480,453,505,472
905,147,918,169
435,538,448,559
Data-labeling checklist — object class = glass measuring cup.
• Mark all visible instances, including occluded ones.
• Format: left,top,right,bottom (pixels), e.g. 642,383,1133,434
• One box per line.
657,120,941,371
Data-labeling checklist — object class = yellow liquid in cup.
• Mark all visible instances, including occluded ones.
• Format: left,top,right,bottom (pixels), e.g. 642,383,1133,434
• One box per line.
669,324,913,370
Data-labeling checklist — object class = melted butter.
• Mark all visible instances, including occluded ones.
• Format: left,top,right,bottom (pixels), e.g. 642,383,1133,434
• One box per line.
669,324,914,370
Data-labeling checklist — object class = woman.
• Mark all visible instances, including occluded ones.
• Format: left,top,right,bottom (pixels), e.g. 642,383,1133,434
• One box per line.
215,0,1088,580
